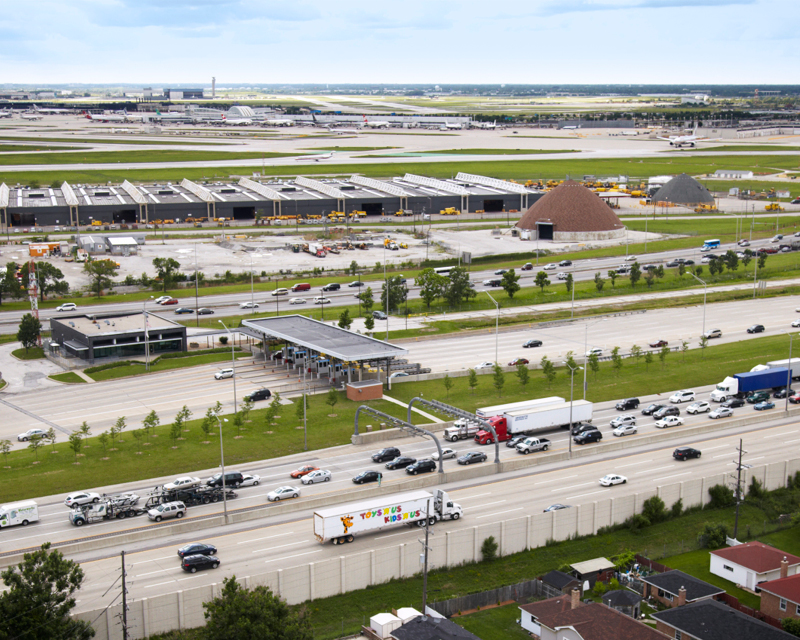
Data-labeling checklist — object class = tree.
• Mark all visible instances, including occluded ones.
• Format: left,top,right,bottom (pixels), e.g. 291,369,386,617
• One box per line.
380,275,407,313
492,363,505,397
348,260,359,276
202,576,311,640
295,394,308,421
0,439,10,466
516,362,530,387
541,356,556,388
98,431,109,456
468,368,478,394
358,287,374,315
630,344,642,365
78,421,91,441
481,536,498,561
611,346,623,375
152,256,181,292
178,405,193,425
17,313,42,353
142,409,160,439
443,374,453,398
501,268,521,299
364,315,375,331
659,344,670,368
68,432,82,463
19,261,69,301
202,403,220,439
565,350,578,371
594,272,605,292
629,262,642,288
84,258,118,297
655,265,665,280
564,272,573,293
724,249,739,272
681,339,689,362
644,350,653,370
338,308,352,330
677,262,686,277
534,271,550,292
238,397,253,425
0,543,94,639
699,334,709,353
416,268,446,310
782,618,800,638
170,416,183,446
132,428,144,453
644,270,655,288
111,416,127,444
607,269,618,288
325,388,339,414
758,252,768,270
1,262,25,301
741,251,752,270
443,266,476,308
585,352,598,381
44,427,57,453
27,434,43,461
707,258,719,277
694,265,703,277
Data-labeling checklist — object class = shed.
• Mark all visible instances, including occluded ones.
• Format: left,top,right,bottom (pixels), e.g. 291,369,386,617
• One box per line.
105,236,139,255
370,612,401,640
570,557,616,589
602,589,642,619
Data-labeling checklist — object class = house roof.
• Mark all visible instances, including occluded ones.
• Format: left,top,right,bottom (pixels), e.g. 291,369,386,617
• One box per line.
391,615,481,640
603,590,641,608
710,541,800,574
542,569,580,591
571,558,615,575
519,597,666,640
651,599,795,640
760,573,800,604
641,569,725,602
515,180,625,233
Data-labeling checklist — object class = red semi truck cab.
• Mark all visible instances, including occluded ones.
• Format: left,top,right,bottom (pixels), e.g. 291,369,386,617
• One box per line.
474,415,509,444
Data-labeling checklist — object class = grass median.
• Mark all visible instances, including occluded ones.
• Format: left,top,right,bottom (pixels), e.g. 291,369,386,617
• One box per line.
0,149,300,166
84,349,252,381
49,372,87,384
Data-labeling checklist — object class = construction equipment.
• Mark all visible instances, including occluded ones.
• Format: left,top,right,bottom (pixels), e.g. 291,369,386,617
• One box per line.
91,220,103,227
439,207,460,216
765,203,785,212
383,238,399,251
694,204,719,213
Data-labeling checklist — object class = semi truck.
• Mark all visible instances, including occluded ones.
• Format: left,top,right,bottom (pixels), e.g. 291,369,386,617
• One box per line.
710,368,790,402
475,397,564,419
767,359,800,381
0,500,39,528
474,400,593,444
313,489,462,545
515,437,551,455
69,493,153,526
443,419,481,442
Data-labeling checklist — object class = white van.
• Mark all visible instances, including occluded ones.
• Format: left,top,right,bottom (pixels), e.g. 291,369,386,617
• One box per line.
0,500,39,528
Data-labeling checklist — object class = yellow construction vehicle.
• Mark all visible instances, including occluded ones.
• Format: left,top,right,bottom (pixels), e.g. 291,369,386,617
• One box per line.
440,207,460,215
694,204,719,213
765,203,785,212
91,220,103,226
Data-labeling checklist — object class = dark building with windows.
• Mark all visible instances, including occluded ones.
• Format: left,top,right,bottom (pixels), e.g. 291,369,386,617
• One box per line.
50,312,187,362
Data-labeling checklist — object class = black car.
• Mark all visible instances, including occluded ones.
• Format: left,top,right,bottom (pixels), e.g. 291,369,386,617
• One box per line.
487,279,502,287
666,261,681,268
642,403,666,416
506,435,528,448
747,324,765,334
684,259,695,266
458,451,487,465
559,260,572,267
197,308,214,315
773,387,796,399
348,281,364,287
574,430,602,445
177,543,217,558
373,310,387,320
353,470,382,484
523,339,543,348
641,264,658,271
372,447,400,463
174,307,195,314
244,388,271,402
571,423,598,436
673,447,701,461
616,397,640,411
181,554,220,573
406,459,436,475
653,406,680,419
322,283,341,292
385,456,416,470
721,397,746,409
207,471,244,488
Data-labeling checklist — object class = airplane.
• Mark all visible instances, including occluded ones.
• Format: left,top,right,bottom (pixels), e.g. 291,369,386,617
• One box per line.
264,117,294,127
32,104,71,115
222,114,253,126
657,125,719,148
443,120,463,130
84,111,127,123
20,113,43,121
295,150,335,162
474,120,496,130
0,110,12,119
562,125,580,130
310,113,359,134
153,110,191,123
362,116,390,129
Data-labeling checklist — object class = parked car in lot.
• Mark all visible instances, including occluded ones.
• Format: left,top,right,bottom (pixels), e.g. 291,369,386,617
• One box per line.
703,328,722,339
239,301,259,309
747,324,765,334
722,397,746,409
301,470,331,485
654,406,680,420
523,339,543,348
148,501,186,522
508,358,529,366
243,388,271,402
599,474,627,487
177,543,217,558
267,486,299,502
610,414,636,428
709,407,733,419
372,447,400,463
754,401,776,411
385,456,416,470
17,428,46,442
181,554,220,573
214,368,234,380
240,474,261,487
649,339,668,348
615,397,640,411
747,390,771,404
56,302,77,312
290,465,319,478
574,430,602,445
686,401,711,415
655,415,684,429
289,297,307,305
612,424,637,437
673,447,701,461
352,470,382,484
406,459,436,475
458,451,487,465
64,491,101,507
670,389,695,404
164,476,201,491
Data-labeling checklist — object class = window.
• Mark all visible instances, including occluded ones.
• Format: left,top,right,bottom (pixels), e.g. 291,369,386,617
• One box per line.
723,564,734,572
796,603,800,615
676,632,682,640
780,598,787,612
657,589,673,602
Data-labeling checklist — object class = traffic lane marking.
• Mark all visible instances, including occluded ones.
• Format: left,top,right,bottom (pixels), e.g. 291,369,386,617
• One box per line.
476,508,523,519
652,472,692,482
270,550,323,562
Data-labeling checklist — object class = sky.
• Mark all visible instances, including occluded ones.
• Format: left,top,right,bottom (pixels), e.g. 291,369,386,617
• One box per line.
3,0,797,84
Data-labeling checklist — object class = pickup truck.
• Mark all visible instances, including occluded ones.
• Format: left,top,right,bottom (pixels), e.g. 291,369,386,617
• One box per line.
515,437,551,454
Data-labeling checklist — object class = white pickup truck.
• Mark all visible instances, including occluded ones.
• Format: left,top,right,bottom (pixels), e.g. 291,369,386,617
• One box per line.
515,437,552,454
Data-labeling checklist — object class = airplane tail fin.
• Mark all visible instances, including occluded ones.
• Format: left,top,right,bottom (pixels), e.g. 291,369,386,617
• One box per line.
363,115,368,123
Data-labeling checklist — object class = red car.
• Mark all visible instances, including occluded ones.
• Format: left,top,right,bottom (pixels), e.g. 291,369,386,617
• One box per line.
649,340,668,348
161,298,178,305
789,393,800,404
508,358,529,366
290,465,319,479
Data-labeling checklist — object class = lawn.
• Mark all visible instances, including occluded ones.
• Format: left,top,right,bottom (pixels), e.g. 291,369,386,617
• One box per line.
417,148,576,155
0,136,233,146
0,149,299,166
0,144,83,152
49,372,87,384
11,347,44,360
455,604,530,640
84,349,252,381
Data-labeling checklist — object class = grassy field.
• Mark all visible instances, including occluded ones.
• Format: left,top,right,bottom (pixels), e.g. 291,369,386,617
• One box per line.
0,144,83,152
49,372,87,384
702,145,800,153
0,149,299,166
417,148,577,155
85,349,252,381
0,136,234,146
11,347,44,360
455,605,530,640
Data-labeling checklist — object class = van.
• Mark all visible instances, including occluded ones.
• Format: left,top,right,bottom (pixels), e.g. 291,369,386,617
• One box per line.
0,500,39,528
322,283,341,292
206,471,244,488
291,283,311,292
147,501,186,522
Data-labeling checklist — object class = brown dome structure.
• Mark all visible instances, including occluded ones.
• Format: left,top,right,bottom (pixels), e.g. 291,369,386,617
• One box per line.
516,180,625,241
651,173,714,206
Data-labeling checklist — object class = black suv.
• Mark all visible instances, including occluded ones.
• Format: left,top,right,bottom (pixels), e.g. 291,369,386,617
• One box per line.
385,456,416,470
653,406,680,420
373,310,387,320
722,397,745,409
322,283,341,292
244,388,271,402
206,471,244,488
616,398,640,411
571,423,598,436
747,324,765,334
559,260,572,266
673,447,701,461
372,447,400,463
406,459,436,475
642,403,666,416
181,554,220,573
574,430,602,445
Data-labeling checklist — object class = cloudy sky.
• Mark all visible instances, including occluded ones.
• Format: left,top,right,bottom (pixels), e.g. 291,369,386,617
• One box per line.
3,0,795,84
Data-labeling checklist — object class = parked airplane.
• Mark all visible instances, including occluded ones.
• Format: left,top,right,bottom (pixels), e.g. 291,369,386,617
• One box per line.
32,105,71,115
443,120,463,130
85,111,126,123
154,110,191,123
265,117,294,127
222,115,252,126
474,120,496,129
20,113,43,121
362,116,390,129
657,126,719,148
0,110,12,118
295,150,335,162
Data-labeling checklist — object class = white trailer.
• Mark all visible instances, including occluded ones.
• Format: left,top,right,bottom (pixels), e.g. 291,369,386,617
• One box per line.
313,489,461,545
0,500,39,528
506,400,593,435
767,359,800,381
475,396,564,419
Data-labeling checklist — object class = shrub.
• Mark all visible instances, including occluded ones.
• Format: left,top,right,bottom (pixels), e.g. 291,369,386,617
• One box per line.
707,484,736,509
748,477,767,501
626,514,650,531
481,536,498,561
219,336,229,345
670,498,684,519
698,523,728,549
642,496,668,525
592,581,608,597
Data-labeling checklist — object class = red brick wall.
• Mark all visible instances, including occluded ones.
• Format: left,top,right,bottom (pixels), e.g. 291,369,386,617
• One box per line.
346,382,382,401
654,620,676,637
761,591,799,620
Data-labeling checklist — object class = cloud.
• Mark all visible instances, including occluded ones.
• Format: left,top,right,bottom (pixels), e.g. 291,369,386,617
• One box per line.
534,0,754,16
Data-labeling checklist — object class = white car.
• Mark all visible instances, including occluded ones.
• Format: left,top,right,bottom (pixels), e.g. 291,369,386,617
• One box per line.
599,474,627,487
431,447,457,461
64,491,101,507
709,407,734,419
271,288,289,296
17,428,46,442
556,272,569,280
475,361,495,370
543,263,557,270
239,301,259,309
655,415,685,429
154,296,172,305
301,470,331,485
612,424,637,437
670,389,695,404
240,474,261,487
585,347,603,358
289,297,307,305
56,302,77,312
686,401,710,415
610,414,636,428
214,368,234,380
624,255,638,262
267,486,300,502
164,476,201,491
313,297,331,305
792,319,800,328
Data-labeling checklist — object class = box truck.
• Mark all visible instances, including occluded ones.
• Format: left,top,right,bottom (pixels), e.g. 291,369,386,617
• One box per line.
475,396,564,419
474,400,593,444
313,489,462,545
0,500,39,528
710,368,790,402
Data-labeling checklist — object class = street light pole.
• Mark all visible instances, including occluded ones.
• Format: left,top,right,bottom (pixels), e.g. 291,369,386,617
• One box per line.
249,253,255,313
143,296,153,371
483,290,500,364
785,332,795,413
218,320,237,413
688,272,707,338
566,364,581,459
214,414,229,523
384,243,389,341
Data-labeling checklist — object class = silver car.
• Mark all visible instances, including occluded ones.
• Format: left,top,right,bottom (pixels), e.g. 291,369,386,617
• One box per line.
709,406,733,419
148,501,187,522
267,486,300,501
301,470,331,485
431,448,457,461
64,491,101,507
610,414,636,428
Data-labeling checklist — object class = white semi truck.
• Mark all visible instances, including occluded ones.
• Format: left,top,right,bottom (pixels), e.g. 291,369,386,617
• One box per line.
313,489,462,545
0,500,39,528
445,397,565,442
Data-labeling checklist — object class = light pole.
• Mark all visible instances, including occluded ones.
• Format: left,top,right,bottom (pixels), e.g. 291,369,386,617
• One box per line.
214,413,229,523
249,252,255,313
688,272,707,338
218,320,237,413
785,332,796,413
483,290,500,364
565,363,582,459
384,242,389,341
143,296,153,371
583,318,606,400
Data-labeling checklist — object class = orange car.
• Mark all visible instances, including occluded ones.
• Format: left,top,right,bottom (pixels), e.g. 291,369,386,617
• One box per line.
290,465,319,478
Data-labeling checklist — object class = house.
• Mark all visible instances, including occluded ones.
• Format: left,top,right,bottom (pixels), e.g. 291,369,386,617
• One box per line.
541,569,582,598
602,589,642,619
712,169,754,180
709,541,800,590
651,599,795,640
519,590,668,640
570,558,616,590
391,615,481,640
640,569,725,608
760,571,800,620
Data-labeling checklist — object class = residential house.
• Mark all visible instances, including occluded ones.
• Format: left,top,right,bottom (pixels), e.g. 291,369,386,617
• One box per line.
709,541,800,590
640,569,724,608
651,599,795,640
391,615,481,640
602,589,642,619
570,557,616,590
519,589,668,640
760,570,800,620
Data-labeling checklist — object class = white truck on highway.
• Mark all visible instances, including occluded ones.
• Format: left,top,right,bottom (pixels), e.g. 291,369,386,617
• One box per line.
313,489,462,545
0,500,39,528
443,419,481,442
475,397,564,419
475,400,593,444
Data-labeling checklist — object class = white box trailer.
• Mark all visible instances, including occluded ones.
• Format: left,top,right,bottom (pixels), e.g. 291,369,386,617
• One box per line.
475,396,564,419
313,489,461,545
506,400,593,435
0,500,39,528
767,359,800,381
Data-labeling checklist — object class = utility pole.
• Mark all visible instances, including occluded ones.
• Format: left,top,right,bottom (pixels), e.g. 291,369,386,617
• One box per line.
420,498,432,613
733,439,747,539
121,550,129,640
